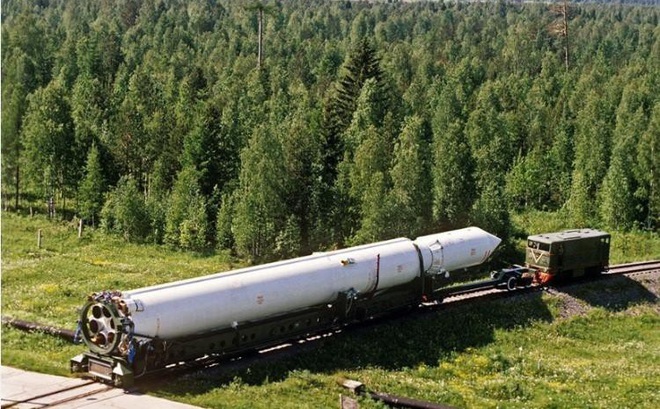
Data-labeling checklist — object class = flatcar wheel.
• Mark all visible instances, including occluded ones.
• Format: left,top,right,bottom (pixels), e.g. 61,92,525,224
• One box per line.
506,276,517,291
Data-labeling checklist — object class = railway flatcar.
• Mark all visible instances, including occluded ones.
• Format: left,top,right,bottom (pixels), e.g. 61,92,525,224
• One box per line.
70,226,611,387
526,229,610,283
71,227,501,387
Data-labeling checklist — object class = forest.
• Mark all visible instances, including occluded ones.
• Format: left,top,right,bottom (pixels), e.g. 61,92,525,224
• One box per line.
2,0,659,261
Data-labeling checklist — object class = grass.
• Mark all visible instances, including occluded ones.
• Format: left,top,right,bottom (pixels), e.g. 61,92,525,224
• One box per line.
2,210,659,408
150,294,659,408
1,327,84,377
1,212,241,328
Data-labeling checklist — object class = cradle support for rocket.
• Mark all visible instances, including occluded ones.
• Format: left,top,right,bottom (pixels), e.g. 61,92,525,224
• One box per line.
71,227,501,387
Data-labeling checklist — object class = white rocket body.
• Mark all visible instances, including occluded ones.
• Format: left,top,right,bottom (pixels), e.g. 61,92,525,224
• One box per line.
118,227,500,339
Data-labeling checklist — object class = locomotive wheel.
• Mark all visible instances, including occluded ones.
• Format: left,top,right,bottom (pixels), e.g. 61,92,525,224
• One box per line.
506,276,517,291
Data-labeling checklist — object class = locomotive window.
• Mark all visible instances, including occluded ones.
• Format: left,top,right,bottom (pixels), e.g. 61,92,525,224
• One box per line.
528,241,550,252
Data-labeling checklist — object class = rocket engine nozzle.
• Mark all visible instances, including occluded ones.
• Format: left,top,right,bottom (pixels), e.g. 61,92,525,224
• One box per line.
79,300,125,355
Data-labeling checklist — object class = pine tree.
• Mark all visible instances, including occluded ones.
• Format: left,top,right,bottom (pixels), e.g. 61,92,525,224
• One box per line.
600,78,652,231
145,159,169,244
319,39,388,235
71,73,105,156
505,149,546,211
216,191,235,251
180,100,241,243
111,67,167,187
636,103,660,230
331,78,393,244
350,172,390,245
178,193,209,251
245,1,277,69
389,115,432,238
165,166,208,250
466,82,516,191
432,80,476,228
78,143,105,226
21,78,77,212
0,13,50,207
471,182,511,242
1,71,26,210
347,124,391,244
332,38,386,137
549,0,572,71
232,125,286,261
568,90,614,225
274,215,302,259
277,90,322,253
464,82,514,240
546,102,575,209
599,139,636,231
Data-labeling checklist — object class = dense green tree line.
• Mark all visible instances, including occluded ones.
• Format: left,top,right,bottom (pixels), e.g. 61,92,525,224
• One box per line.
2,0,658,260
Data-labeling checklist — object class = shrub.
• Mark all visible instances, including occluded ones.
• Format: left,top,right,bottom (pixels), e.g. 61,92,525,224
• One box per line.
100,176,151,242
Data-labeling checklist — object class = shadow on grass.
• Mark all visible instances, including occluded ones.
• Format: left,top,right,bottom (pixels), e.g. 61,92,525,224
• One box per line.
151,275,658,396
152,292,554,394
558,275,658,312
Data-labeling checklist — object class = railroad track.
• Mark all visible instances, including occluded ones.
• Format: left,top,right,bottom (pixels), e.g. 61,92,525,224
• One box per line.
441,260,660,304
607,260,660,275
141,260,660,385
4,260,656,344
0,380,114,409
2,260,658,392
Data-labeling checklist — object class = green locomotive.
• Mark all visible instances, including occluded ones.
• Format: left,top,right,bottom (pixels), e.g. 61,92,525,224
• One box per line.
526,229,611,283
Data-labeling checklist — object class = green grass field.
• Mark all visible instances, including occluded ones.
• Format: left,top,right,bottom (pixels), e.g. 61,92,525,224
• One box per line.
148,285,659,409
2,211,659,408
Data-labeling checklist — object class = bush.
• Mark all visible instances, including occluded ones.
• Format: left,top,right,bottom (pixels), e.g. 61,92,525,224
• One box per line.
179,194,209,251
165,166,210,250
100,176,151,242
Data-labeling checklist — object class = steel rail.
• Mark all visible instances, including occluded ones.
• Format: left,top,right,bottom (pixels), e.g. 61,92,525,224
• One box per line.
3,260,656,345
0,380,112,409
607,260,660,274
142,266,660,386
2,260,658,392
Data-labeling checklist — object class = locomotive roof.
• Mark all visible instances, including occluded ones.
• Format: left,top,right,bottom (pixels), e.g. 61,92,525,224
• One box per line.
528,229,610,244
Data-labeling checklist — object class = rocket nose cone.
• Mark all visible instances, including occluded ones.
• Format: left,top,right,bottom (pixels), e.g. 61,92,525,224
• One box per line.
486,231,502,250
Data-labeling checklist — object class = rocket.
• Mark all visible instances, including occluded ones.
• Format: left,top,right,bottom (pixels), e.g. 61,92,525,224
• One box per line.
81,227,500,351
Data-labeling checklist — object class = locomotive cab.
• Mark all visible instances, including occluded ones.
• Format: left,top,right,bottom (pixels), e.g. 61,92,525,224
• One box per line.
526,229,610,284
